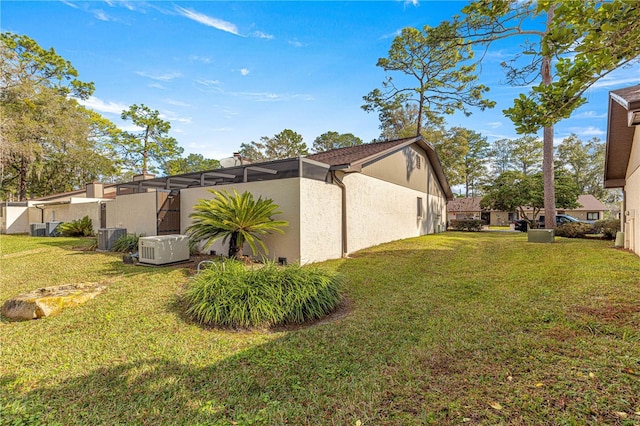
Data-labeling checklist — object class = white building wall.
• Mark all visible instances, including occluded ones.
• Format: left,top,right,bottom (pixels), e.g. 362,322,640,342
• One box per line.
180,179,301,263
1,205,30,234
299,178,342,264
38,199,106,231
106,191,157,237
624,127,640,255
343,173,447,255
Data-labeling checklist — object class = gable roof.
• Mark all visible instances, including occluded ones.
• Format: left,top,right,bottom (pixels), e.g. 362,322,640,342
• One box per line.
307,136,454,200
605,84,640,188
573,194,607,211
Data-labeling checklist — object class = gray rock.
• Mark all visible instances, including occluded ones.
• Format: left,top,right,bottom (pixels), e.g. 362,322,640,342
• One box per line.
2,283,106,320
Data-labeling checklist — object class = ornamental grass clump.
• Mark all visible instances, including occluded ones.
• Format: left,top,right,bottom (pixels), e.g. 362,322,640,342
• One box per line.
184,260,341,328
58,216,93,237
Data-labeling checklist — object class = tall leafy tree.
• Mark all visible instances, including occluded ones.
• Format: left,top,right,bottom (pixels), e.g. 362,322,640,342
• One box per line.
555,135,606,200
461,0,640,228
481,170,580,226
1,32,97,200
239,129,308,161
163,154,220,176
362,22,494,135
489,138,512,177
509,136,543,176
459,128,490,197
118,104,183,175
187,189,288,259
312,131,363,153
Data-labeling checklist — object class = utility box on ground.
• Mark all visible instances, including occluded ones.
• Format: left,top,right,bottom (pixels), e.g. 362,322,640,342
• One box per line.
45,221,63,237
29,223,46,237
97,228,127,251
138,235,190,265
528,229,555,243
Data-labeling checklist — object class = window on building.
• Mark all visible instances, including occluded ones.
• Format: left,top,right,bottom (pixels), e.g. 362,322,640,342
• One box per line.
417,197,423,218
587,212,599,220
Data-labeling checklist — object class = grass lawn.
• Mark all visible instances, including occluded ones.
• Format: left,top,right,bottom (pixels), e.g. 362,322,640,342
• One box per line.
1,232,639,425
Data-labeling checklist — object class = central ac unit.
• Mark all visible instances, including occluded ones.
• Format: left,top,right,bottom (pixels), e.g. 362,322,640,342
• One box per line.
45,221,63,237
138,235,190,265
97,227,127,251
30,223,46,237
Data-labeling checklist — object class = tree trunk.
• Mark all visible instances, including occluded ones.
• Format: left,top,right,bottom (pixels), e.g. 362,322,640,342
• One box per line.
18,155,28,201
542,5,556,230
228,232,243,259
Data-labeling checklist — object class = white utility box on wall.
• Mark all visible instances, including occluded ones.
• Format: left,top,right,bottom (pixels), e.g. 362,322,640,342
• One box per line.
138,235,190,265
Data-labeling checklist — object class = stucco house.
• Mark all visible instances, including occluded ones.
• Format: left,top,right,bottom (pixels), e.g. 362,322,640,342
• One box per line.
107,136,453,263
447,194,607,227
1,183,116,234
604,84,640,256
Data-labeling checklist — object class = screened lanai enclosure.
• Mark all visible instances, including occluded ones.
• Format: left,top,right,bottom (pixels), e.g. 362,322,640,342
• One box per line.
115,157,331,195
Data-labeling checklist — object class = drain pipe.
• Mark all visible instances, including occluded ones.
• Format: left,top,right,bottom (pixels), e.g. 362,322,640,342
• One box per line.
331,171,348,258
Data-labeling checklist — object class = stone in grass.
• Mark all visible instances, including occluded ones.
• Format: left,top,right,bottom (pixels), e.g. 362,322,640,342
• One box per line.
2,283,106,320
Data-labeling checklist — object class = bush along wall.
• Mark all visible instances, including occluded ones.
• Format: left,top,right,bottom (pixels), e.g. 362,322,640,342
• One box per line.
450,219,484,232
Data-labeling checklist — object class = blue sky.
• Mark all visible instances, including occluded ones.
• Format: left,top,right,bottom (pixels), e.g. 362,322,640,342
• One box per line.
3,1,640,161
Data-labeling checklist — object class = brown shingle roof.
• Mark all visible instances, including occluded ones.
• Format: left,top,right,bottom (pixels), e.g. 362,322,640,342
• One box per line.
306,137,416,166
574,194,607,211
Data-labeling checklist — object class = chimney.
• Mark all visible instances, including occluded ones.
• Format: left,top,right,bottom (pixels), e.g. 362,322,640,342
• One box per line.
86,182,104,198
133,173,156,181
233,152,242,165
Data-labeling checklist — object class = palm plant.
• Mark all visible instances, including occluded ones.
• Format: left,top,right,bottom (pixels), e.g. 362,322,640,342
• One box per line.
186,189,288,258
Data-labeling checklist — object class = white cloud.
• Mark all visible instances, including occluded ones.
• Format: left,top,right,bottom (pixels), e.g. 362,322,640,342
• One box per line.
165,99,191,107
79,96,127,114
240,68,250,76
574,110,607,119
136,71,182,81
175,6,240,36
252,31,274,40
149,83,167,90
403,0,419,6
60,1,79,9
288,39,305,48
568,126,605,137
485,121,503,129
590,76,640,90
189,55,213,64
160,111,192,124
380,29,402,40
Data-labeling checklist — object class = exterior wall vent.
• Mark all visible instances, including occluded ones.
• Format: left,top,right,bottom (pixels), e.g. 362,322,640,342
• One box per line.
138,235,190,265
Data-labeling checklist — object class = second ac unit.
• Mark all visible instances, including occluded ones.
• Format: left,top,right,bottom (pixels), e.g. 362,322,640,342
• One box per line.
30,223,46,237
97,228,127,251
138,235,190,265
45,221,63,237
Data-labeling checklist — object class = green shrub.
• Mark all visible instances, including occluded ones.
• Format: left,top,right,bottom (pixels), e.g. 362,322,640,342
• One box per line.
555,222,593,238
111,233,142,252
184,260,342,328
450,219,484,232
593,219,620,239
58,216,93,237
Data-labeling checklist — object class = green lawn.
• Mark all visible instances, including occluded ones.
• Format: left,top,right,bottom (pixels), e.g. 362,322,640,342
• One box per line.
1,233,639,425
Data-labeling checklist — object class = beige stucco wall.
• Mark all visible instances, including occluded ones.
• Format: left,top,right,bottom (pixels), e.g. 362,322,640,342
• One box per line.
342,172,446,255
299,178,342,263
624,126,640,255
1,205,30,234
106,191,157,237
180,179,302,263
39,200,103,231
362,145,428,192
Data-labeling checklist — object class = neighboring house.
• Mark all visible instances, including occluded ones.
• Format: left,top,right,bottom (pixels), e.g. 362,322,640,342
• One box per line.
109,136,453,264
1,183,116,234
604,84,640,256
447,196,515,226
447,194,607,227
